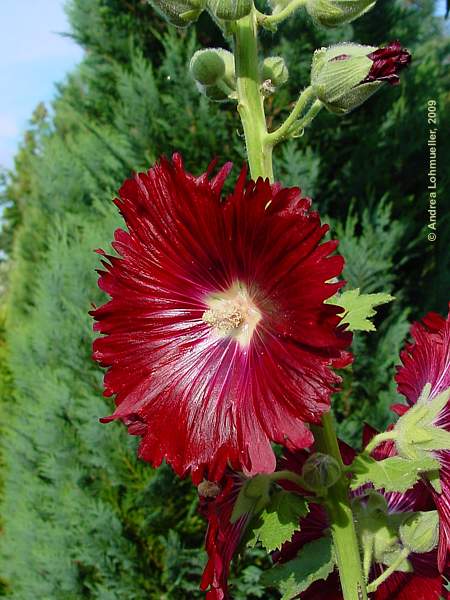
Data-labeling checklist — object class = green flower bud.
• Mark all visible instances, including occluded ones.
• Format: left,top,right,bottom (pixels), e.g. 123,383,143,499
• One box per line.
301,453,341,492
148,0,206,27
190,49,227,85
261,57,289,88
306,0,376,28
400,511,439,554
311,41,411,114
207,0,252,21
192,49,236,102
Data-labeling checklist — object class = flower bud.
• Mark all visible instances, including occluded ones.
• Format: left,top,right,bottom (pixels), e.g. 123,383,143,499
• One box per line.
148,0,206,27
207,0,252,21
306,0,376,28
198,480,221,498
192,49,236,103
311,41,411,114
400,511,439,554
301,453,341,492
261,57,289,88
190,49,227,85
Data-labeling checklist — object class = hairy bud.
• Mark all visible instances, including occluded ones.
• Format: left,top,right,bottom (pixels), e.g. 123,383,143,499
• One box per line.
207,0,252,20
198,480,221,498
191,49,236,102
400,511,439,554
301,453,341,492
311,41,411,114
261,56,289,88
148,0,206,27
306,0,376,28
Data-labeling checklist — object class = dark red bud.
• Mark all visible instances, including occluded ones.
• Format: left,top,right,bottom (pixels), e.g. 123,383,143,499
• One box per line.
365,40,411,86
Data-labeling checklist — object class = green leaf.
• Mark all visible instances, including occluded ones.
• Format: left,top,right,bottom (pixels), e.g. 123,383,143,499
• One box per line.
326,288,394,332
247,491,308,552
350,454,439,493
394,386,450,460
261,536,334,600
231,475,272,523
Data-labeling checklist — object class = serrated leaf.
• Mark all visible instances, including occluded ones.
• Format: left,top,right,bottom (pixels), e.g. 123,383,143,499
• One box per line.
394,386,450,460
326,288,394,332
350,454,439,493
261,536,334,600
247,491,309,552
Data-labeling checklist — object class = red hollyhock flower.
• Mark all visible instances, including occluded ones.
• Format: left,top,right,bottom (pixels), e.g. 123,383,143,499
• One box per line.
199,473,251,600
395,307,450,572
364,41,411,85
91,154,351,482
275,431,448,600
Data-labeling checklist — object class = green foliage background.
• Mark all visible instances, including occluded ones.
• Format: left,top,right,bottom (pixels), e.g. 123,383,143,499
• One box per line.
0,0,448,597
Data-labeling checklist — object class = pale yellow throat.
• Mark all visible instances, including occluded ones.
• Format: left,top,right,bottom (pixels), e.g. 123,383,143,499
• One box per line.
202,282,262,347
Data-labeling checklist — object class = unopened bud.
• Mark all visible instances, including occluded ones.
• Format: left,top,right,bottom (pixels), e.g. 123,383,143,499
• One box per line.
311,41,411,114
148,0,206,27
306,0,376,28
192,49,236,103
301,453,341,492
198,480,221,498
261,57,289,88
207,0,252,20
400,511,439,554
190,49,228,85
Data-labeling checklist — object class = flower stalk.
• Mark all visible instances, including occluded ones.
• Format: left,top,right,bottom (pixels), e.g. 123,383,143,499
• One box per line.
233,10,273,180
232,8,368,598
312,413,369,600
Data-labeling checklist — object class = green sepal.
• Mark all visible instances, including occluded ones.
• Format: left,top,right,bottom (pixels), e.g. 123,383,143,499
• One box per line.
261,536,335,600
394,385,450,460
326,288,394,332
350,454,439,493
231,475,271,523
427,469,442,494
247,490,309,552
399,511,439,554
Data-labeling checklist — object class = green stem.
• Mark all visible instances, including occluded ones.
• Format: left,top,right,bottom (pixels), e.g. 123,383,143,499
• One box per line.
267,88,322,146
256,0,307,27
366,547,410,593
233,10,273,181
313,413,368,600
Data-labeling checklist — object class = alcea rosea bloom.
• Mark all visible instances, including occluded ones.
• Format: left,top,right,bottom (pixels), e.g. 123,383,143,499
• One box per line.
91,155,351,482
395,308,450,571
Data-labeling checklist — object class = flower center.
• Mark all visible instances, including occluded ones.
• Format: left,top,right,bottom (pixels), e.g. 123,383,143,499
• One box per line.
202,282,262,347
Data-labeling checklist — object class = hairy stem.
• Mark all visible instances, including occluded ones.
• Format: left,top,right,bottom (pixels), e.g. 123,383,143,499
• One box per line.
313,413,369,600
233,10,273,181
367,547,410,593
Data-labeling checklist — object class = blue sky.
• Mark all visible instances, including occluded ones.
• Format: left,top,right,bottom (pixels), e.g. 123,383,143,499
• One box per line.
0,1,83,170
0,1,447,171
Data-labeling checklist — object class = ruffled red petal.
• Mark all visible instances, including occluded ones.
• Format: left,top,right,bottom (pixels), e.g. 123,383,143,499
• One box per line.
395,307,450,407
92,154,351,480
199,473,250,600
